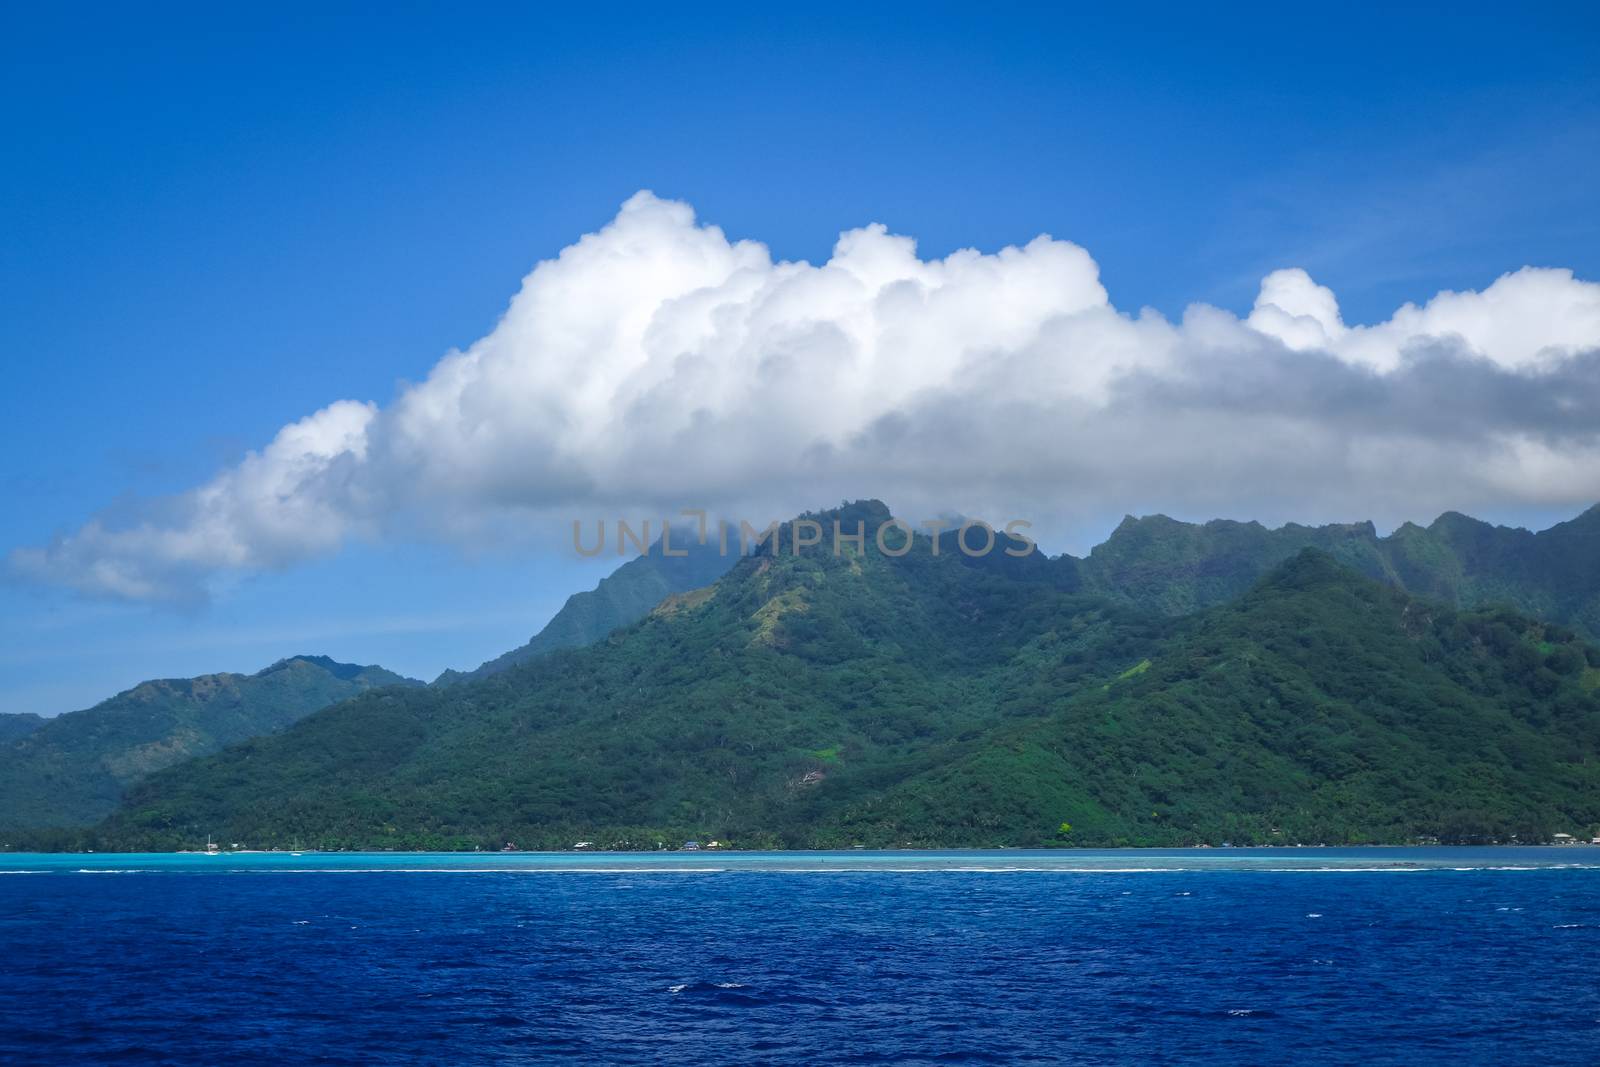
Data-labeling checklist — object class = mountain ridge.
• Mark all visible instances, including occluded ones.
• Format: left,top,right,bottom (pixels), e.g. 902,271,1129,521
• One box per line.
1067,503,1600,634
0,713,44,743
433,532,738,685
0,655,419,831
59,501,1600,852
432,502,1600,689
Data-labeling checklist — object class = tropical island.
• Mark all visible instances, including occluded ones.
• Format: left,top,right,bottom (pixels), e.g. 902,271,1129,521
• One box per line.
4,499,1599,853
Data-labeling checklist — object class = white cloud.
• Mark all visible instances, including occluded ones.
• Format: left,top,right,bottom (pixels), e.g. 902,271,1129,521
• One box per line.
1251,264,1600,372
12,400,374,603
1248,268,1346,350
12,191,1600,601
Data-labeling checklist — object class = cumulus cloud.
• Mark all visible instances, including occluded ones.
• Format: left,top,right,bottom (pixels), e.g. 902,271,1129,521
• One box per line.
12,191,1600,602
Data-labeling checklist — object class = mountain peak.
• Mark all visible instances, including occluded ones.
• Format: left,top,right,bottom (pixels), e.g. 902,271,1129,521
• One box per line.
0,653,418,833
790,498,895,532
1111,513,1174,532
1427,510,1494,534
1254,547,1368,593
258,656,409,684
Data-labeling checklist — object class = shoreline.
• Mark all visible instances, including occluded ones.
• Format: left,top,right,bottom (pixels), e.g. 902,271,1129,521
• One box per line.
5,845,1600,877
6,840,1598,857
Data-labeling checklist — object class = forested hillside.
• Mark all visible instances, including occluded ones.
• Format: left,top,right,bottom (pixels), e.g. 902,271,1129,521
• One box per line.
0,714,43,744
434,533,736,685
0,656,417,831
1071,504,1600,636
62,503,1600,852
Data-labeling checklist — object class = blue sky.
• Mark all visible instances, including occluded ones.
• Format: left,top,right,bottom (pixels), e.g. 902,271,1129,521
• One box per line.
4,4,1599,714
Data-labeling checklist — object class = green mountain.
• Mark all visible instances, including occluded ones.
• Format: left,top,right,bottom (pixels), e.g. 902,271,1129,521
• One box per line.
0,655,418,832
835,550,1600,846
1070,505,1600,635
433,532,737,685
431,503,1600,689
70,501,1600,852
0,714,44,743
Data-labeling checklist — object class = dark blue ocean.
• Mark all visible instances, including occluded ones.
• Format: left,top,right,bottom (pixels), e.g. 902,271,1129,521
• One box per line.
2,849,1599,1065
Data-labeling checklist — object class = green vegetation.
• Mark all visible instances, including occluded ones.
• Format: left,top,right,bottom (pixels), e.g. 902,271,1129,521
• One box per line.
433,533,736,684
834,551,1600,846
1116,659,1152,680
41,501,1600,853
0,656,417,832
1070,504,1600,637
0,713,44,744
